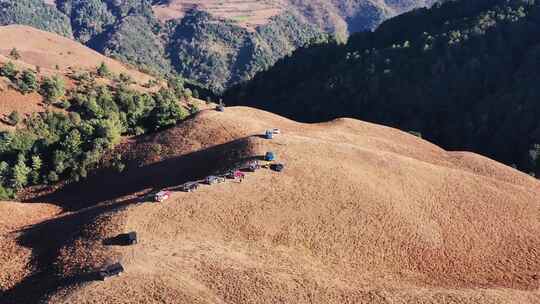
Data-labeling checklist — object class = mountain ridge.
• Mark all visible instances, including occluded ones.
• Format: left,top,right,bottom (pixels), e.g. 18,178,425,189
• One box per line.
0,0,435,91
224,0,540,177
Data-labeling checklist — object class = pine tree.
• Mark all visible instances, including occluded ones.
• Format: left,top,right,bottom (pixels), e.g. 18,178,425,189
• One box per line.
0,161,9,185
11,155,31,190
30,155,42,184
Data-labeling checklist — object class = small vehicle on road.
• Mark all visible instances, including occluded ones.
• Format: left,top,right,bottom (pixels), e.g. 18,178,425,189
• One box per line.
245,161,261,172
154,190,171,202
180,182,199,192
226,170,245,180
98,263,124,281
204,175,225,185
270,163,285,172
265,152,276,161
118,232,138,245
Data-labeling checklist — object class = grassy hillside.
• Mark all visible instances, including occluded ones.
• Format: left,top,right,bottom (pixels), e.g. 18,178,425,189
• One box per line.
0,26,208,199
0,0,434,92
2,106,539,303
225,0,540,177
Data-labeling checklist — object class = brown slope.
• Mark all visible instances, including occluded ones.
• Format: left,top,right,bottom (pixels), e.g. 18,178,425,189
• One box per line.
152,0,434,33
3,107,540,303
0,201,61,292
0,25,153,83
0,25,158,129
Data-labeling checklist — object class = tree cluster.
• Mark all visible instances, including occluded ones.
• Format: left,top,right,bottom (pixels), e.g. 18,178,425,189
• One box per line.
0,62,191,198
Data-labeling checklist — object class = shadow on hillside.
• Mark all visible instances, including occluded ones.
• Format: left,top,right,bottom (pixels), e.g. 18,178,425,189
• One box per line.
3,136,266,303
1,196,139,304
26,136,261,211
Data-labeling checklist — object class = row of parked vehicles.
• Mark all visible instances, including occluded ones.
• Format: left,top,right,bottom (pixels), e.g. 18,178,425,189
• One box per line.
153,129,283,203
98,128,285,281
153,161,283,202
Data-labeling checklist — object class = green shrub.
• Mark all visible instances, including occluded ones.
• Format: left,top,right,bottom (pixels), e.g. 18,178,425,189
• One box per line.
97,62,111,78
47,171,59,183
118,73,133,84
0,61,18,79
188,103,199,115
17,69,38,94
55,99,71,109
0,185,14,200
9,48,21,60
7,111,21,126
40,75,65,104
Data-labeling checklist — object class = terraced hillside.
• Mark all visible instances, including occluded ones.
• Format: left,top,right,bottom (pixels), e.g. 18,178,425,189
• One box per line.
2,106,539,303
153,0,436,33
153,0,285,29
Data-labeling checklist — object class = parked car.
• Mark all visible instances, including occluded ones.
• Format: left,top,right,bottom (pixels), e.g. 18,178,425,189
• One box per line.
265,152,276,161
118,232,137,245
265,130,273,139
270,163,285,172
154,190,171,202
98,263,124,281
180,182,199,192
204,175,225,185
226,170,245,179
245,161,261,172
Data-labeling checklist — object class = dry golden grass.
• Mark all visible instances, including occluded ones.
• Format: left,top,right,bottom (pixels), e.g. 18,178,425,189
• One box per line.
2,107,539,303
0,202,60,291
0,25,153,83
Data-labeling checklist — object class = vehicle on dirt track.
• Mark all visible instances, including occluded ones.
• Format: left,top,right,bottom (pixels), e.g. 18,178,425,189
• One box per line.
265,130,273,139
180,182,199,192
270,163,285,172
226,170,245,179
118,232,138,245
98,263,124,281
245,161,261,172
204,175,225,185
260,161,272,169
154,190,171,202
265,152,276,161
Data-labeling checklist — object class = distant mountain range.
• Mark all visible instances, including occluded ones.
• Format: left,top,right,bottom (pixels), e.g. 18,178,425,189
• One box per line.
0,0,434,92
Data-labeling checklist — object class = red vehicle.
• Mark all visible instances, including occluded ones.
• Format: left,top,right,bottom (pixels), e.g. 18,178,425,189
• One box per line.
154,190,171,202
226,170,245,180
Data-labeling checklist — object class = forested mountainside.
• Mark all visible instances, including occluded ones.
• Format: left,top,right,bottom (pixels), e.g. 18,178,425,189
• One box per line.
0,0,434,92
225,0,540,177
